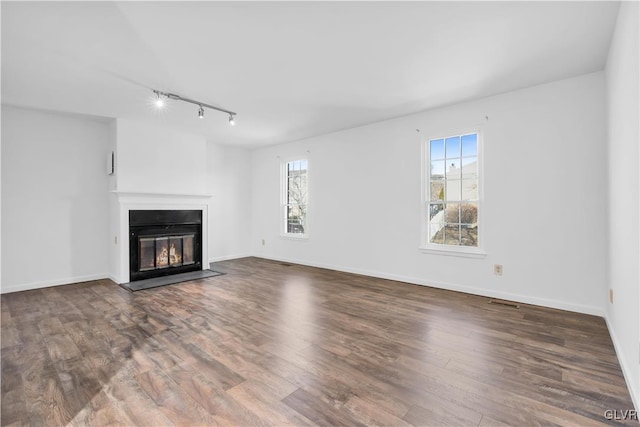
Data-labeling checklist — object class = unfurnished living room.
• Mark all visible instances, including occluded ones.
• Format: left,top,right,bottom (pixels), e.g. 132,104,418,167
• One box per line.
1,1,639,426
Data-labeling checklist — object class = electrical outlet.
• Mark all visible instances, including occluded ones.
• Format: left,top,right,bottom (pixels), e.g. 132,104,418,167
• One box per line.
494,264,503,276
261,239,265,246
609,289,614,304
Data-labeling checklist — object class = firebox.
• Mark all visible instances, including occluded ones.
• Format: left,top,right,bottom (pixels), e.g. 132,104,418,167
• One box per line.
129,210,202,281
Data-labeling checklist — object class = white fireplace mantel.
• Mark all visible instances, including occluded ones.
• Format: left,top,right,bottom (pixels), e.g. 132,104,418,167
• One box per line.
110,191,212,284
111,190,214,200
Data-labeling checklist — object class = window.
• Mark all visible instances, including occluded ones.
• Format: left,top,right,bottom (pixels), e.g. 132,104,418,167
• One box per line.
423,131,481,252
282,159,308,236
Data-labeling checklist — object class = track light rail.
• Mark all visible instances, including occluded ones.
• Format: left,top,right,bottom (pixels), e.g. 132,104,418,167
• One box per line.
153,89,236,117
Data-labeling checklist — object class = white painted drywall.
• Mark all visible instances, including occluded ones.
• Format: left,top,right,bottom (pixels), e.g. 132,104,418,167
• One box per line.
115,119,208,195
1,106,110,292
108,119,213,282
207,143,252,263
107,120,120,282
0,110,249,289
106,119,251,279
605,1,640,409
251,72,608,316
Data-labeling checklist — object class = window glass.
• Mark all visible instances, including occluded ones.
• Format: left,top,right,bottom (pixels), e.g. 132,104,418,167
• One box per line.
426,132,479,248
283,159,308,235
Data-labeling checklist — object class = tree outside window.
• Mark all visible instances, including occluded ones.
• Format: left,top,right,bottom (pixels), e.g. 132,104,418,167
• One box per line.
284,159,308,235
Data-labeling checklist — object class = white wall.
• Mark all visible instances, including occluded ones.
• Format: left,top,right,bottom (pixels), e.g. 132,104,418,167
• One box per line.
605,1,640,409
114,119,254,268
1,106,110,292
0,111,252,288
115,119,208,195
207,143,252,263
251,72,607,315
110,119,208,282
108,119,252,278
107,120,120,282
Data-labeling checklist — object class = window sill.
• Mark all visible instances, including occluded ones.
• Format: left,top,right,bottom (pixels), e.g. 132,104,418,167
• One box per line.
280,234,309,241
419,245,486,259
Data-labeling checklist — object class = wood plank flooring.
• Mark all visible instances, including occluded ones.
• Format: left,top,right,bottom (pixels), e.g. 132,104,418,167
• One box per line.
1,257,636,426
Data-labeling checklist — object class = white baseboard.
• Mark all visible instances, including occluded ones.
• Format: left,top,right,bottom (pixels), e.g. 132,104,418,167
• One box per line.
2,254,605,318
0,273,109,294
253,254,605,317
208,254,251,264
605,314,639,412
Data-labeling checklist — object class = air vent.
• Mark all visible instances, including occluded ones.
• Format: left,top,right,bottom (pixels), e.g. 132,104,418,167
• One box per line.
489,299,520,309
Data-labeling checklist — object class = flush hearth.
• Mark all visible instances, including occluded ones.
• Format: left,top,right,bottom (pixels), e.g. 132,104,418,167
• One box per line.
129,210,202,282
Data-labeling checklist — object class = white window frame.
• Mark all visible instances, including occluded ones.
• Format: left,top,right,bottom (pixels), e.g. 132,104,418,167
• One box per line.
280,157,309,239
420,127,486,258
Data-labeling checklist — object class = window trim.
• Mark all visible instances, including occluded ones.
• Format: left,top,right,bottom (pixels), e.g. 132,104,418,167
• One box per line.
420,127,486,257
280,156,309,239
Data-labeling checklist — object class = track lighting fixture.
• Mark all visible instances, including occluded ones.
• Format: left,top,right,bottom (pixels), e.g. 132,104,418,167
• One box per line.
153,90,236,125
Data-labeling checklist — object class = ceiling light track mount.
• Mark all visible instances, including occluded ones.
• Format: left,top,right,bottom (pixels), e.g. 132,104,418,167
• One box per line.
153,89,236,124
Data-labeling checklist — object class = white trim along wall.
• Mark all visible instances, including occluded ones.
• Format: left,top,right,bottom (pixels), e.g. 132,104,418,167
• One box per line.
604,1,640,411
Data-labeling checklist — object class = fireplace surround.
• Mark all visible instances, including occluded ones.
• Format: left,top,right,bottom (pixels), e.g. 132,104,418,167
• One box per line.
129,210,202,281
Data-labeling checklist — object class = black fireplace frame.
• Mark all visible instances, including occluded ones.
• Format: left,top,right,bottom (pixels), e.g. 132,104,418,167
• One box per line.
129,210,202,282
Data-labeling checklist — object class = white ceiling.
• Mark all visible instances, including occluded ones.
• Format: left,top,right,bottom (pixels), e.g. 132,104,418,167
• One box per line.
1,1,620,147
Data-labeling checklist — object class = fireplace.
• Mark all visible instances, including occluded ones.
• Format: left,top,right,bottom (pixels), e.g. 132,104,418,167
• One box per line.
129,210,202,282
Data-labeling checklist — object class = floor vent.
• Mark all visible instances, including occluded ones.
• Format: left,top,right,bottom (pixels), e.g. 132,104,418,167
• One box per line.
489,299,520,309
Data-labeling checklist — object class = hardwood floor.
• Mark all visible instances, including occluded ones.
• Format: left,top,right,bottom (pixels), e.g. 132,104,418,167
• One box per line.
1,257,636,426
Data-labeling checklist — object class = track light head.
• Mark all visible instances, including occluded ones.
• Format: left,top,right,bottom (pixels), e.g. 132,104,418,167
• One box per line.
229,114,235,126
154,92,165,108
198,105,204,119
